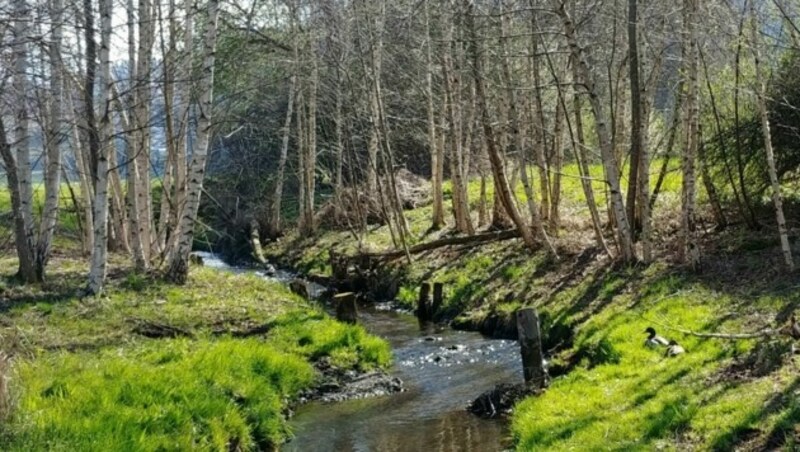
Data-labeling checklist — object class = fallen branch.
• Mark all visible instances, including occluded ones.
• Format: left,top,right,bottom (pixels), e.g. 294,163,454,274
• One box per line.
644,315,778,340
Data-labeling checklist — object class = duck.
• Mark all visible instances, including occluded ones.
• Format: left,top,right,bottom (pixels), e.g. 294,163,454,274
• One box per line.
644,327,670,348
665,340,685,357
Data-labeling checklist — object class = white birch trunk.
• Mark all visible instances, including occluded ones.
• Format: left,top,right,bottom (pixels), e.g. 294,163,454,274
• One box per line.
750,4,794,270
36,0,65,278
554,0,634,262
167,0,219,283
87,0,113,294
680,0,700,269
12,0,38,282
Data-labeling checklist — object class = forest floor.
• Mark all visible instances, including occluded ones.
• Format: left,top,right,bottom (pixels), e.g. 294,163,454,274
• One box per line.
263,163,800,451
0,235,391,450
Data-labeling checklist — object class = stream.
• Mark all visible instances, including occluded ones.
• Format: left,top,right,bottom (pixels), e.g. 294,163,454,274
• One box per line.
196,252,521,451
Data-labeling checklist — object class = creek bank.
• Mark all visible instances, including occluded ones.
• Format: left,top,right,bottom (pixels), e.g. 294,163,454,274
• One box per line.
468,383,540,418
195,253,406,405
295,357,403,406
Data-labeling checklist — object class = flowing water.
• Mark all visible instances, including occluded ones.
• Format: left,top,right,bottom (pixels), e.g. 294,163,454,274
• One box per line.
196,252,522,452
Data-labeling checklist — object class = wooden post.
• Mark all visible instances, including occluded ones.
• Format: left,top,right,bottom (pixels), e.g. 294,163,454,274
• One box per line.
517,307,548,388
335,292,358,324
418,282,431,321
432,282,444,318
330,251,348,282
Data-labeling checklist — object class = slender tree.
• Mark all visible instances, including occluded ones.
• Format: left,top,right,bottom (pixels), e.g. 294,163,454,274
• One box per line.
167,0,221,283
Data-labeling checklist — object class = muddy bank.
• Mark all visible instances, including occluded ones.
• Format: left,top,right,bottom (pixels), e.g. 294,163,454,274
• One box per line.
296,357,403,405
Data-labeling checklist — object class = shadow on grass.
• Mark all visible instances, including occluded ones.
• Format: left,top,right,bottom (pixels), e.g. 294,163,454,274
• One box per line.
710,376,800,451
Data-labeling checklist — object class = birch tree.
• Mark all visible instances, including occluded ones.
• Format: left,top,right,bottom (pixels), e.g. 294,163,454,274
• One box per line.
750,2,794,270
553,0,635,262
465,0,536,251
167,0,221,283
680,0,700,269
86,0,113,294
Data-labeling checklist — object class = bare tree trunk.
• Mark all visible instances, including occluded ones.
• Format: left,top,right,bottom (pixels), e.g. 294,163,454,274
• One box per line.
10,0,38,283
364,0,384,195
269,64,296,236
478,171,488,227
442,9,473,235
680,0,700,269
0,115,37,283
166,0,220,284
425,0,445,231
166,0,193,256
87,0,113,294
133,0,154,268
84,0,100,184
499,6,554,254
750,4,794,270
554,0,634,262
625,0,642,232
35,0,65,279
301,44,318,234
155,0,177,255
649,82,683,210
465,0,536,251
568,58,611,256
67,81,95,254
697,125,726,229
700,50,748,224
549,98,564,233
528,9,550,222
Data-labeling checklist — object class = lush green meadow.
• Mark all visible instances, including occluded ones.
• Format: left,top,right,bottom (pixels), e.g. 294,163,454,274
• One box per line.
0,249,389,450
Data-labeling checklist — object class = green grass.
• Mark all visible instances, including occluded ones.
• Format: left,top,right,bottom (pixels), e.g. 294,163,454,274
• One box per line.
0,254,391,451
8,339,314,451
263,158,800,450
512,278,798,450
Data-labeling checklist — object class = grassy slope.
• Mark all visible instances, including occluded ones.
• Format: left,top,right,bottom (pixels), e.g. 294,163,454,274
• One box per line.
265,162,800,451
0,243,390,450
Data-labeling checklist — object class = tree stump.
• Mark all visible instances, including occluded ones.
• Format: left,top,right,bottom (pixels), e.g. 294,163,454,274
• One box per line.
189,253,204,266
418,282,432,321
432,282,444,317
290,279,310,299
330,251,348,283
335,292,358,324
516,307,548,389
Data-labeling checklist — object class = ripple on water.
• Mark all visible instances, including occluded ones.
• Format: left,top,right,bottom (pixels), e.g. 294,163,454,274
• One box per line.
198,253,521,452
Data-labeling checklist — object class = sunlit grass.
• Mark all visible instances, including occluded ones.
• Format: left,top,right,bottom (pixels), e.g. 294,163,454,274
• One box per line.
0,255,391,450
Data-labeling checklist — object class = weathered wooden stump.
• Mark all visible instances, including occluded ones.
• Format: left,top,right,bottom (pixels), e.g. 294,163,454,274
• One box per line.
432,282,444,317
189,253,204,266
335,292,358,324
330,251,349,283
417,282,432,321
516,307,548,389
289,279,310,299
